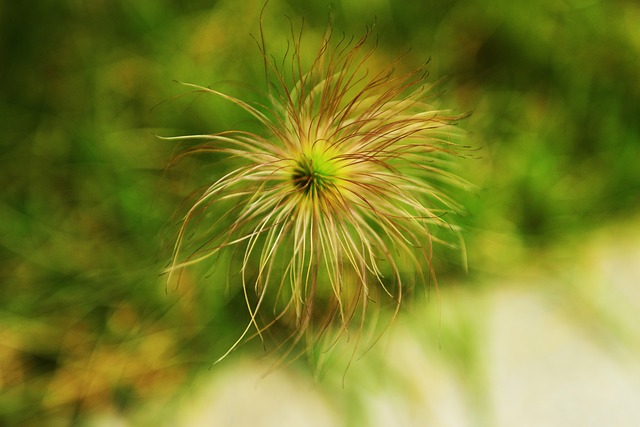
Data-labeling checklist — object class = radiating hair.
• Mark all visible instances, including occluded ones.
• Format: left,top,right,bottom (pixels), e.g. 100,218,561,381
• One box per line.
163,16,469,365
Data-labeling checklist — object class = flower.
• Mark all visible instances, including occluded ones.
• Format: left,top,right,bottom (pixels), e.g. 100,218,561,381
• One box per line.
164,22,468,363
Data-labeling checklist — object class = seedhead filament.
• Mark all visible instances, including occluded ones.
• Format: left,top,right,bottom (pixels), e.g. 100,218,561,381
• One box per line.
164,20,469,364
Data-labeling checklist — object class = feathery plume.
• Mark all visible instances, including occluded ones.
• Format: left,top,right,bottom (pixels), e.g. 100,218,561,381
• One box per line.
163,19,468,364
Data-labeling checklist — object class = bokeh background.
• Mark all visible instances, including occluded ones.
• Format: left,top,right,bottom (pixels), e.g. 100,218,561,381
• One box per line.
2,0,639,426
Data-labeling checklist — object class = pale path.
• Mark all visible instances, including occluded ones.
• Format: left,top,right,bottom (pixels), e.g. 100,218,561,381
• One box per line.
89,221,640,427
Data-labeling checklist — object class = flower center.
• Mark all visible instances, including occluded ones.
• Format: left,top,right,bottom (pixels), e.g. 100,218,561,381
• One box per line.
290,142,341,197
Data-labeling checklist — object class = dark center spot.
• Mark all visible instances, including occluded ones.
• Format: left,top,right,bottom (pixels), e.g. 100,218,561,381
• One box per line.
291,158,328,194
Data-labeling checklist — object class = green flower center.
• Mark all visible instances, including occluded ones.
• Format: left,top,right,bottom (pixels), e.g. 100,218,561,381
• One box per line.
291,143,341,197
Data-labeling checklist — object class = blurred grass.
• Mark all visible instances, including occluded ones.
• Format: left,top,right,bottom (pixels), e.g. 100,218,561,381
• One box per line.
1,0,639,425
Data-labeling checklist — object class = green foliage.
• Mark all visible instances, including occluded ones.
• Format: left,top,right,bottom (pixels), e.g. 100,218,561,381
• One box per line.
1,0,638,424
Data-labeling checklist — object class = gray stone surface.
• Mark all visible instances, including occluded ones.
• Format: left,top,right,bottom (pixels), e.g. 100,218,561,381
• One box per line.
106,224,640,427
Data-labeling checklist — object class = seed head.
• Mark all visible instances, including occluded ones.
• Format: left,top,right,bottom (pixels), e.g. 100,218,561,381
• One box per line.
164,22,468,363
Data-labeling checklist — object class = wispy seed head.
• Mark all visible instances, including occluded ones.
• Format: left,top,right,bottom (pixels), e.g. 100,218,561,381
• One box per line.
163,21,470,364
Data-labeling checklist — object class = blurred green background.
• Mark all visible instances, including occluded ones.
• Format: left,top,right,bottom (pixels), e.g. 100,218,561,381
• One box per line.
2,0,639,426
